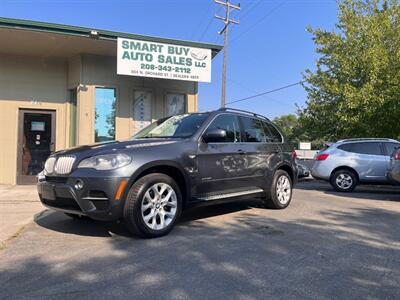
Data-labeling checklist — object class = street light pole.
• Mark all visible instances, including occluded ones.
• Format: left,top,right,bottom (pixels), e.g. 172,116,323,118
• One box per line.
214,0,240,108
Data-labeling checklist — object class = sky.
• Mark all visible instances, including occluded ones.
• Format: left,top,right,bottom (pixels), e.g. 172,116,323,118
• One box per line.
0,0,338,119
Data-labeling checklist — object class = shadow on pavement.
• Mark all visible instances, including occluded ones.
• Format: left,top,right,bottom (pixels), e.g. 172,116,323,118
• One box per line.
297,180,400,202
1,201,399,299
33,200,258,239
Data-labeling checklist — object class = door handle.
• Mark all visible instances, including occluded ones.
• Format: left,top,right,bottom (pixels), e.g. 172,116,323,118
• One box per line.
238,149,246,155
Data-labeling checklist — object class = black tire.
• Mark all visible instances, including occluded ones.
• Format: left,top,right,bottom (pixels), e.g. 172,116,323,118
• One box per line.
123,173,182,238
264,169,293,209
330,169,358,192
64,213,89,220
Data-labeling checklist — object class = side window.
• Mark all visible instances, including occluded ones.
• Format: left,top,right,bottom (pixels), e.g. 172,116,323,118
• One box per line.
205,114,241,143
337,144,353,152
263,122,283,143
240,117,266,143
349,142,383,155
384,142,399,156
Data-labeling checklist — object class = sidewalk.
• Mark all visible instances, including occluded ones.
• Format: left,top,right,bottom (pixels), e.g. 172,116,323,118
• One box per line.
0,185,44,249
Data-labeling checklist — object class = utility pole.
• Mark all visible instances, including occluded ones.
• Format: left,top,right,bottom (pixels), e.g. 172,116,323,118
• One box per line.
214,0,240,108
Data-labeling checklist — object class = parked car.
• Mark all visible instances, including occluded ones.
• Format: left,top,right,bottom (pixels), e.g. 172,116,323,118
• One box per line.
311,138,400,192
37,108,297,238
387,147,400,184
297,161,310,178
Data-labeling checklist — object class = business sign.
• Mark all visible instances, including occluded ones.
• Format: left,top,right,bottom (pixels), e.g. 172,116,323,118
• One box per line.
117,37,211,82
299,142,312,150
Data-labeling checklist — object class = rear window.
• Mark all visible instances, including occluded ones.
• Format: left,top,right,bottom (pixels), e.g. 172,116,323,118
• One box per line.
384,142,400,156
338,142,383,155
240,117,266,143
263,122,283,143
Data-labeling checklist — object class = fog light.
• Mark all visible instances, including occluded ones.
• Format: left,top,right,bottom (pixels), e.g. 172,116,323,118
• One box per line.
74,179,84,190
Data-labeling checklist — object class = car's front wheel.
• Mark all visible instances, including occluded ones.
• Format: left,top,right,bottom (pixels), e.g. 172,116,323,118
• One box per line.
123,173,182,238
330,169,357,192
265,169,293,209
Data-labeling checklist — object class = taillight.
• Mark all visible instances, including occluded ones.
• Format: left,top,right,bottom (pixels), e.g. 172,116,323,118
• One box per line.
394,151,400,160
315,153,329,161
291,150,297,159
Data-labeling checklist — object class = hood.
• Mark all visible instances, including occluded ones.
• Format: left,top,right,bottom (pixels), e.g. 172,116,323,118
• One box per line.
54,138,181,157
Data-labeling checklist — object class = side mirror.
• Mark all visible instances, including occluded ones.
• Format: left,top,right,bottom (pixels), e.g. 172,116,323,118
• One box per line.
203,129,227,143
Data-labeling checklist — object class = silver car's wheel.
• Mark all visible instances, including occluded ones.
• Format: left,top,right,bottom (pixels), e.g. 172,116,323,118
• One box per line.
141,183,177,231
335,174,353,190
331,169,357,192
276,174,292,205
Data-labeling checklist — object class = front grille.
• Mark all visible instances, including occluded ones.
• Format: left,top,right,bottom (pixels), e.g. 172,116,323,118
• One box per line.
45,176,68,184
55,156,75,175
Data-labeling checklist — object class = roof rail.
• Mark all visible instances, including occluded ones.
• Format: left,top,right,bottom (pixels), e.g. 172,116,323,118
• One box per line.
218,107,270,121
337,138,397,143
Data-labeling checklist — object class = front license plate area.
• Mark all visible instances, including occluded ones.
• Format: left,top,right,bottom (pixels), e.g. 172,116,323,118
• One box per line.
41,184,56,200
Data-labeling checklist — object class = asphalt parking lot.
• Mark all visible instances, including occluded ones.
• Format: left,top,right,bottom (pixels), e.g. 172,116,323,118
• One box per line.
0,180,399,300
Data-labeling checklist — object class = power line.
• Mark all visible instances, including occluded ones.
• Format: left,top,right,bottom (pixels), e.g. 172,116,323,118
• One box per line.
230,0,286,44
236,0,263,21
192,1,214,40
226,81,303,105
227,77,293,106
198,6,223,41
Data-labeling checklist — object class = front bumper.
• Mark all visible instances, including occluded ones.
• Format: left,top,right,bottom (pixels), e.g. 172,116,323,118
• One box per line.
37,176,129,221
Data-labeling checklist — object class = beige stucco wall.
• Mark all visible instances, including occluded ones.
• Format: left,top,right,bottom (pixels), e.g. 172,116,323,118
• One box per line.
0,52,199,185
0,53,69,184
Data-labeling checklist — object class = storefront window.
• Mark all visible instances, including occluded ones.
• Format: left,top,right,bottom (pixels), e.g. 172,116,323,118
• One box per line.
95,87,116,142
165,93,185,116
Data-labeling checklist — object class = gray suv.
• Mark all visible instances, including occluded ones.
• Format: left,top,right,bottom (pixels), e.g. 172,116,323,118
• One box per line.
311,138,400,192
37,108,296,238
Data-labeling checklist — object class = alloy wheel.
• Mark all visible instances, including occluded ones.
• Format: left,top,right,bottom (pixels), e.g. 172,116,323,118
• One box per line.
141,183,177,230
335,173,353,190
276,175,291,205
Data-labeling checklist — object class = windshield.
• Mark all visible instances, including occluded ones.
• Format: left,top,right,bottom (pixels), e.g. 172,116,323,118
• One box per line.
132,113,209,139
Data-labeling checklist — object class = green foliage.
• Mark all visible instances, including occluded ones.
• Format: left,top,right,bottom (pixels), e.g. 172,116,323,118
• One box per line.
300,0,400,142
273,114,312,149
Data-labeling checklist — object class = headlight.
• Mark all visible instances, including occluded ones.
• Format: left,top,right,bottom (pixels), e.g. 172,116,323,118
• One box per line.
78,153,131,170
44,157,56,174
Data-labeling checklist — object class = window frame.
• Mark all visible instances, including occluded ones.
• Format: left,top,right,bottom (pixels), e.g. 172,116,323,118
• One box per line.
200,113,242,144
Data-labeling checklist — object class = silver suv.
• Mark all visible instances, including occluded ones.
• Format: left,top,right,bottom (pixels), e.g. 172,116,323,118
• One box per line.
311,138,400,192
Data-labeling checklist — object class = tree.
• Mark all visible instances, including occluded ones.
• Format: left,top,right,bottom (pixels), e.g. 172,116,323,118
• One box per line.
300,0,400,142
273,114,310,149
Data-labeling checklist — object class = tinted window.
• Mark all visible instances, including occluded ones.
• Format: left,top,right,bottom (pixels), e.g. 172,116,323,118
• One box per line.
240,117,266,143
384,142,400,156
343,142,383,155
205,114,241,143
263,122,283,143
337,144,353,152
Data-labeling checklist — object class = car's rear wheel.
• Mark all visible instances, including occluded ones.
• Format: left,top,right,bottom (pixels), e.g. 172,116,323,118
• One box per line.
264,169,293,209
123,173,182,238
330,169,358,192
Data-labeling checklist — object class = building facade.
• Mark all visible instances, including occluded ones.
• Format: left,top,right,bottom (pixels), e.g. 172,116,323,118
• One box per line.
0,18,221,185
